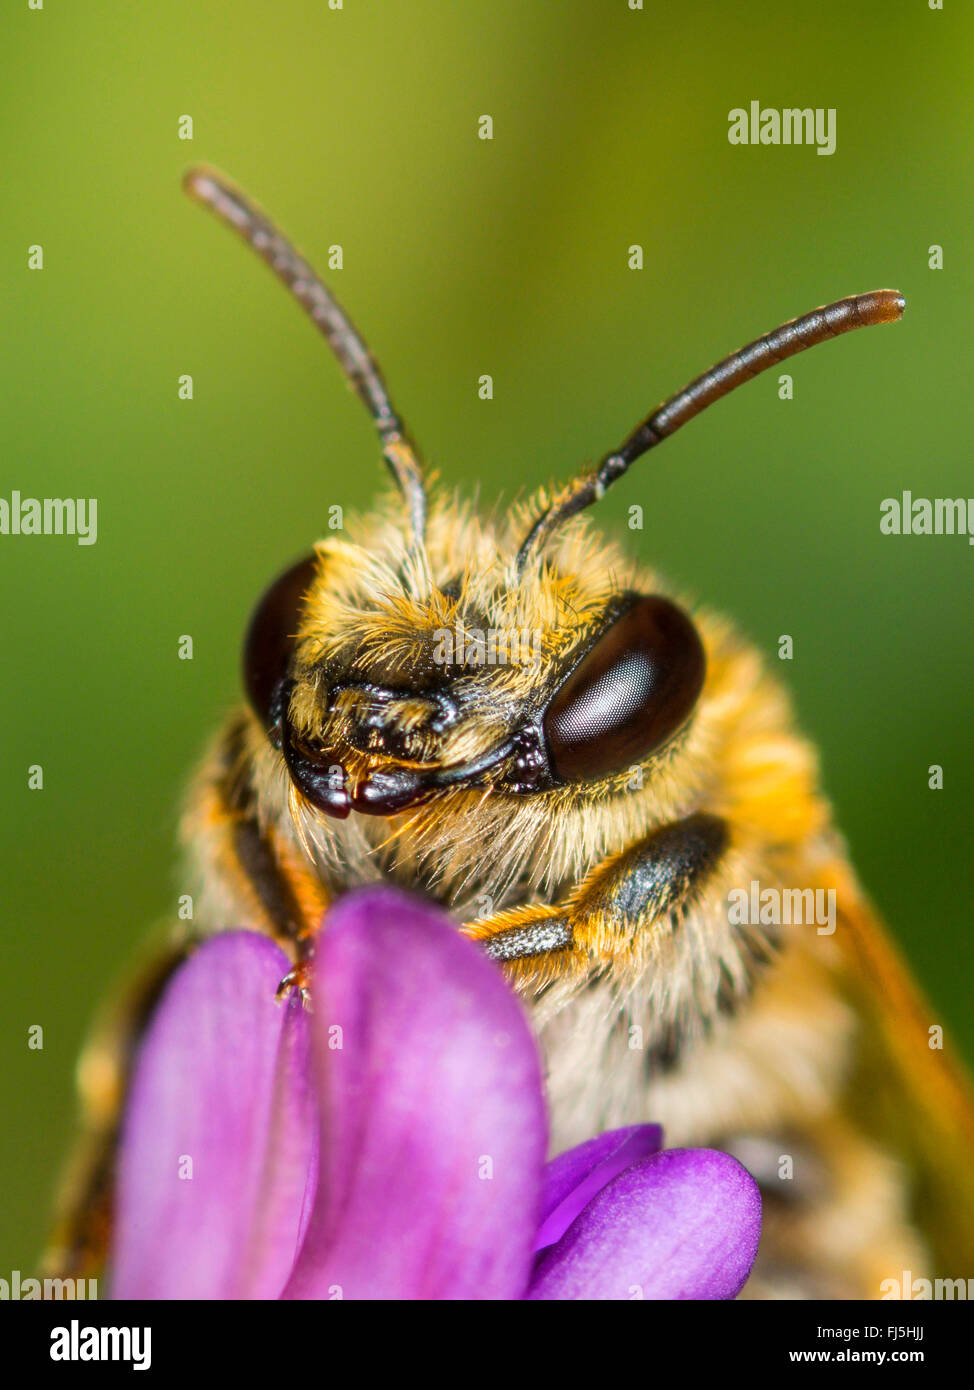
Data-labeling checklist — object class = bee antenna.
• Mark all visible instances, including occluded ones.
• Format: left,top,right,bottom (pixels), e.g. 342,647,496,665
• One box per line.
516,289,905,574
183,166,427,546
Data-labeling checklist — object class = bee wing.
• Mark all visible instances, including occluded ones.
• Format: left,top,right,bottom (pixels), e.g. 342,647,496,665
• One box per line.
835,884,974,1273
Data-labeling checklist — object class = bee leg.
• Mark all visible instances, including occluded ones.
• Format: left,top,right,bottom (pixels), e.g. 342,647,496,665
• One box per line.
274,930,316,1008
187,715,330,1007
463,811,730,977
42,937,193,1284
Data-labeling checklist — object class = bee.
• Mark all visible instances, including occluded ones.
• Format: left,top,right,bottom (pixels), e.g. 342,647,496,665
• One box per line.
47,167,974,1299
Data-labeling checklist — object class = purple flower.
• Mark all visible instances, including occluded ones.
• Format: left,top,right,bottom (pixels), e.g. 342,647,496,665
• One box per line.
111,887,760,1300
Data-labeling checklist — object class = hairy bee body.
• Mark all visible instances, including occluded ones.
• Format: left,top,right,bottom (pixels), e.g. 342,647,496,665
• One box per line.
169,491,967,1299
45,170,974,1299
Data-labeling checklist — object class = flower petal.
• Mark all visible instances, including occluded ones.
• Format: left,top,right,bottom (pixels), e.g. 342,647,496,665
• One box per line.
112,932,317,1300
536,1125,663,1252
528,1148,761,1301
283,886,546,1300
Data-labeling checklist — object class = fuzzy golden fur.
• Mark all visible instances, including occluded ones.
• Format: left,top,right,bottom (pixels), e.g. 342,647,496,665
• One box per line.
175,483,974,1297
51,485,974,1299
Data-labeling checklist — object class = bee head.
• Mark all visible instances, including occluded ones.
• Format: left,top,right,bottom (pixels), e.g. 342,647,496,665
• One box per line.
242,518,707,822
184,169,902,828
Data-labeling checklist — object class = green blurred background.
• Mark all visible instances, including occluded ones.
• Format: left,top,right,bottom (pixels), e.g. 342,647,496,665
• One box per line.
2,0,972,1270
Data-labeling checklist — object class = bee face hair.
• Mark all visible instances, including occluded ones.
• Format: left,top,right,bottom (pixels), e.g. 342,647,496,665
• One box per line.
244,491,706,822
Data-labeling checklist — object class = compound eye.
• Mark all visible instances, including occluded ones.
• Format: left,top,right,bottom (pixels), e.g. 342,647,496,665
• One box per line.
243,553,318,730
543,595,705,783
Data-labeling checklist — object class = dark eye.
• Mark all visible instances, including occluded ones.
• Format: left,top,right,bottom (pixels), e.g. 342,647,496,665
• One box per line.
542,595,705,783
243,553,318,730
